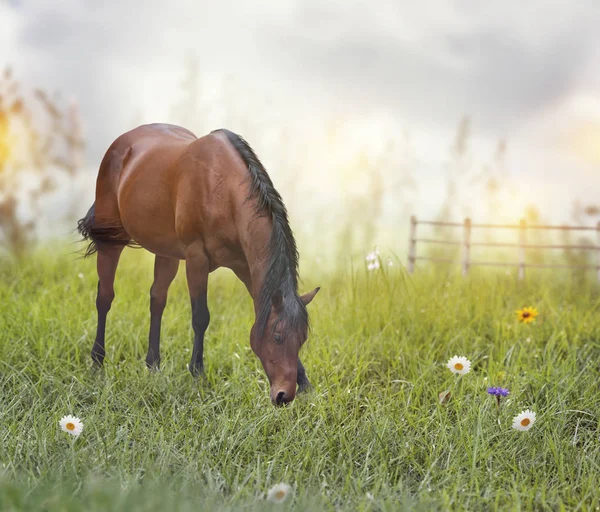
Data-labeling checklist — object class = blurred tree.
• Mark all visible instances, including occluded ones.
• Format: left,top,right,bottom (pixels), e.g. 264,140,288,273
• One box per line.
428,116,472,262
482,139,507,223
562,199,594,273
435,116,471,233
0,67,85,256
170,54,203,133
382,135,417,226
335,138,413,260
524,204,546,265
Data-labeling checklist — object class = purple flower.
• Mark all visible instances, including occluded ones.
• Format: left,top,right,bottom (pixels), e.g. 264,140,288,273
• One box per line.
487,387,509,397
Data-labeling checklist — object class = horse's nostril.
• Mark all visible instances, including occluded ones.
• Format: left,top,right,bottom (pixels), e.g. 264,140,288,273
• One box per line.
275,391,288,405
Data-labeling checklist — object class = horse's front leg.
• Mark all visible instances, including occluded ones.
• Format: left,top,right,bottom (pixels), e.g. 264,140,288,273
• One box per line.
297,359,312,393
185,245,210,377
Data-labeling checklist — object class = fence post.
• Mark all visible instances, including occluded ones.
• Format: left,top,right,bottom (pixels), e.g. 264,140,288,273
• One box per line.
596,222,600,283
518,218,527,280
408,215,417,273
462,217,471,276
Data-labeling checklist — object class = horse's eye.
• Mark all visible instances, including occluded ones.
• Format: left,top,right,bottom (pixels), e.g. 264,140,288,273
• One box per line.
274,333,283,344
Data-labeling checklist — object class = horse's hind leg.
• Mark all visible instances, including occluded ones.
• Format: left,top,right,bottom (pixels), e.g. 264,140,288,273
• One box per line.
146,256,179,370
91,245,124,366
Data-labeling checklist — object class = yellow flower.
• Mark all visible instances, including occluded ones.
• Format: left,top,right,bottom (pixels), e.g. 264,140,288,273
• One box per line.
516,306,538,324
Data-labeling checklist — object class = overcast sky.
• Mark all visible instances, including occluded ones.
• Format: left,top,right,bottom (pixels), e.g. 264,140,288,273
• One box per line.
2,0,600,228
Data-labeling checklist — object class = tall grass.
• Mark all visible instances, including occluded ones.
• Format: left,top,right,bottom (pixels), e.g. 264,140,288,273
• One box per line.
0,247,599,510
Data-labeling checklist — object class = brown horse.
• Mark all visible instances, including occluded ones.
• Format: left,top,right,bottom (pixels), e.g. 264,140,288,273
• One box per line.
77,124,319,405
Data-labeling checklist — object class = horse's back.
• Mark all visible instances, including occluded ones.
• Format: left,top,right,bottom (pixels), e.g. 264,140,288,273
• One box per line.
93,124,248,261
95,124,196,201
121,123,197,145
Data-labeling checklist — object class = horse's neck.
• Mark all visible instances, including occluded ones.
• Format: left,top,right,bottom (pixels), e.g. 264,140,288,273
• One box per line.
234,213,272,303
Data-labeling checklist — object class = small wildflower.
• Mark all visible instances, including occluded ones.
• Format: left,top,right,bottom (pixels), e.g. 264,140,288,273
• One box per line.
59,415,83,437
446,355,471,375
386,258,394,267
367,260,380,271
77,273,84,279
516,307,539,324
267,483,292,503
512,409,536,431
365,247,380,262
487,387,509,397
488,387,509,421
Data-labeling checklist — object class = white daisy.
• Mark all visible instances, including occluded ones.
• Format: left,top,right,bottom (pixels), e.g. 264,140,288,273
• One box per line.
266,483,292,504
446,355,471,375
59,415,84,437
512,409,536,431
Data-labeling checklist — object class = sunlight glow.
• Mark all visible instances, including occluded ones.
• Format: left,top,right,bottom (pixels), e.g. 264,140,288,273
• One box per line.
568,122,600,166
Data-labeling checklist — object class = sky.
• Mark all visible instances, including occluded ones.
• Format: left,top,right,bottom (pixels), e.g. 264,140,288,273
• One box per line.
1,0,600,236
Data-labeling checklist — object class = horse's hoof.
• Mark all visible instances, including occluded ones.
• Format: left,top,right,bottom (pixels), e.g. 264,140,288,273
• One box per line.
188,363,205,378
90,350,105,367
89,364,105,378
145,358,161,372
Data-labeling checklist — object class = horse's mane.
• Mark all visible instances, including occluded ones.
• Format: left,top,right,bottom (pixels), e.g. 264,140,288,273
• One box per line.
214,129,308,337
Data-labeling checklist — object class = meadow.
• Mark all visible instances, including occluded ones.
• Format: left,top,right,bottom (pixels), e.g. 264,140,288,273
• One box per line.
1,246,599,511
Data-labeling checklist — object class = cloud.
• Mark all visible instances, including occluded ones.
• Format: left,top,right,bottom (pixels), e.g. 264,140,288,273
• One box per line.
3,0,599,150
2,0,600,226
258,0,600,136
4,0,291,157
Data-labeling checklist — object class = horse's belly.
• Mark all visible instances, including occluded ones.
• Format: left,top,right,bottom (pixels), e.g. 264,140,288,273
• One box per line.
118,172,186,259
123,217,186,259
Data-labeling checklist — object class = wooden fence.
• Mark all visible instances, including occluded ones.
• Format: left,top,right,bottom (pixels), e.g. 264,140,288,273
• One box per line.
407,216,600,280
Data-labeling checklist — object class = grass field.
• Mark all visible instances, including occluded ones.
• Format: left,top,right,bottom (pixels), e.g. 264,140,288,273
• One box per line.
1,246,599,511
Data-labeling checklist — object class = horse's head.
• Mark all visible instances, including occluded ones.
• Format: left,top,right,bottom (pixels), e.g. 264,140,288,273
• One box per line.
250,287,320,406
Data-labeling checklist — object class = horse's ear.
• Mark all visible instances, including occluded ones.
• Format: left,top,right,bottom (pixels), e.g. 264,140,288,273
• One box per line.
300,287,320,306
271,289,284,311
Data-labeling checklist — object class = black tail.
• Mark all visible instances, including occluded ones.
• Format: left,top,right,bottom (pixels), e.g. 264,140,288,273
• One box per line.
77,203,135,258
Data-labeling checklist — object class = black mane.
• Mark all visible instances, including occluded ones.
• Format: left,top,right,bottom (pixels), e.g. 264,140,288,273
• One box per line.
214,129,308,336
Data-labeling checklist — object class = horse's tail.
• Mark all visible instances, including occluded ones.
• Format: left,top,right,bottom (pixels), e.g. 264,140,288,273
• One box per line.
77,203,134,258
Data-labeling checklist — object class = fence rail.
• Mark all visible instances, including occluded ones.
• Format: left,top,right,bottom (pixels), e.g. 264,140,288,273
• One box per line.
416,219,598,231
407,216,600,280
